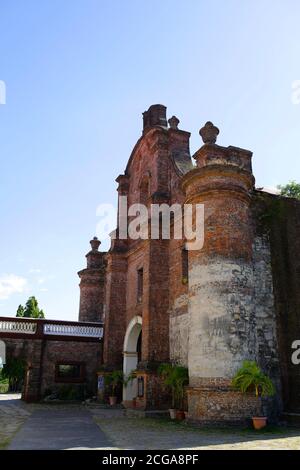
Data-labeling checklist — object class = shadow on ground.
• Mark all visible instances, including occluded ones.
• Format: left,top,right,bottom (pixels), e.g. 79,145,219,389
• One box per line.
1,396,300,450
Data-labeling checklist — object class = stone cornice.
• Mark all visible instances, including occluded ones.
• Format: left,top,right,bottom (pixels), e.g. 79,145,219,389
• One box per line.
181,164,255,193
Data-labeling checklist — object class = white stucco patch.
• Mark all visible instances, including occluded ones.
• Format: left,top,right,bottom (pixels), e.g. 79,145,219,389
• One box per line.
170,312,189,366
187,259,256,383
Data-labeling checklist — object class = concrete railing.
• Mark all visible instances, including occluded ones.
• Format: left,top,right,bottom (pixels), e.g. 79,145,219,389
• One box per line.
0,316,103,342
0,320,37,335
43,323,103,339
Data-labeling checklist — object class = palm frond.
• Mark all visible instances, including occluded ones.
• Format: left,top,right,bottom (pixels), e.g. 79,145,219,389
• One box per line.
231,360,275,397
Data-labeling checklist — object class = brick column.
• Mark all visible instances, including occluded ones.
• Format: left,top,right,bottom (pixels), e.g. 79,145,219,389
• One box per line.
102,175,129,369
182,122,260,424
23,339,44,402
78,237,106,323
103,252,127,369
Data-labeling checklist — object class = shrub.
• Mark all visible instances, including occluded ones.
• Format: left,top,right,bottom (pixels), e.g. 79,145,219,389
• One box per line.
158,363,189,409
231,360,275,397
1,357,26,392
105,370,125,397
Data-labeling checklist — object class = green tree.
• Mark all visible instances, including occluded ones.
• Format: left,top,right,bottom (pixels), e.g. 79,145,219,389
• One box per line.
39,309,45,319
24,296,45,318
16,305,25,317
16,296,45,319
1,357,26,392
277,181,300,200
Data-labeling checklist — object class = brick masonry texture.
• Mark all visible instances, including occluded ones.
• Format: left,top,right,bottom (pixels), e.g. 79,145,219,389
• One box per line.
186,387,261,425
3,105,299,423
1,336,102,401
96,106,300,421
41,340,102,396
253,193,300,413
78,238,106,323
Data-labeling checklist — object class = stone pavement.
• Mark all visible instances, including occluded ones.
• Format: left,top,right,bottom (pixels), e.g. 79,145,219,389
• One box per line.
1,395,300,450
0,394,32,449
91,413,300,450
8,408,112,450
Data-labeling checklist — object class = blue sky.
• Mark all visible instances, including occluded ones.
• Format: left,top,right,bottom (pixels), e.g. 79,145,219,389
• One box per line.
0,0,300,321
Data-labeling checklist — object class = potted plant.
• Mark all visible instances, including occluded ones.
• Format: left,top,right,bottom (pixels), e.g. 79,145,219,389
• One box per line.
105,370,124,406
231,360,275,430
158,363,189,420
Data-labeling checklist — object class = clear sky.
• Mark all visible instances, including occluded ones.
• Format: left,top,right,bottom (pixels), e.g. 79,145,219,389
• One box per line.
0,0,300,321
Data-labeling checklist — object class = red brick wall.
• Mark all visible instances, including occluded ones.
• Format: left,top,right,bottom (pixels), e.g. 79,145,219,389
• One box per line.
103,252,127,368
187,387,261,425
41,340,102,396
102,112,193,411
78,244,106,323
103,120,192,377
1,336,102,401
78,278,105,323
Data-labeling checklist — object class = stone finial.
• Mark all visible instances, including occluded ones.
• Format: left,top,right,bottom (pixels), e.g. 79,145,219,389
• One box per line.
199,121,219,144
168,115,180,130
90,236,101,252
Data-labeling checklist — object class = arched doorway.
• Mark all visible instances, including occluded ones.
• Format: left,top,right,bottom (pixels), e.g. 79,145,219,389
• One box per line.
123,316,142,406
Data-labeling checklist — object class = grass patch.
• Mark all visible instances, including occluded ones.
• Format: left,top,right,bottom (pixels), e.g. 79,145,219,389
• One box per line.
0,378,9,394
122,417,297,437
0,418,28,450
93,414,300,450
0,437,11,450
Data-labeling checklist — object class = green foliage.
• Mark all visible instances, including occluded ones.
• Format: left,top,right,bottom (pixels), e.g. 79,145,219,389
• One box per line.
278,181,300,200
16,296,45,319
158,363,189,409
0,370,9,394
105,370,125,397
39,309,45,319
258,197,283,225
1,357,26,392
0,380,9,394
231,360,275,398
16,305,25,317
124,369,137,387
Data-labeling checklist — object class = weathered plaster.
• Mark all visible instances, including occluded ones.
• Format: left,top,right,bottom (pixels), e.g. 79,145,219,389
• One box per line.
187,259,256,384
170,311,189,366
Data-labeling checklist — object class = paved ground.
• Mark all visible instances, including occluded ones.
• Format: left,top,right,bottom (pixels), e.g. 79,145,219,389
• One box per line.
1,394,300,450
0,394,32,449
8,408,112,450
91,410,300,450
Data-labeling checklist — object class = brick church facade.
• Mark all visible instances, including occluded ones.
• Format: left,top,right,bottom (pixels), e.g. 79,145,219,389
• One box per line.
77,104,300,423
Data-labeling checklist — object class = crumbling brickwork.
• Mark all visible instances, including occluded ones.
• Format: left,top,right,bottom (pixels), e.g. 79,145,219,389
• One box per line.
253,193,300,413
80,105,300,421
